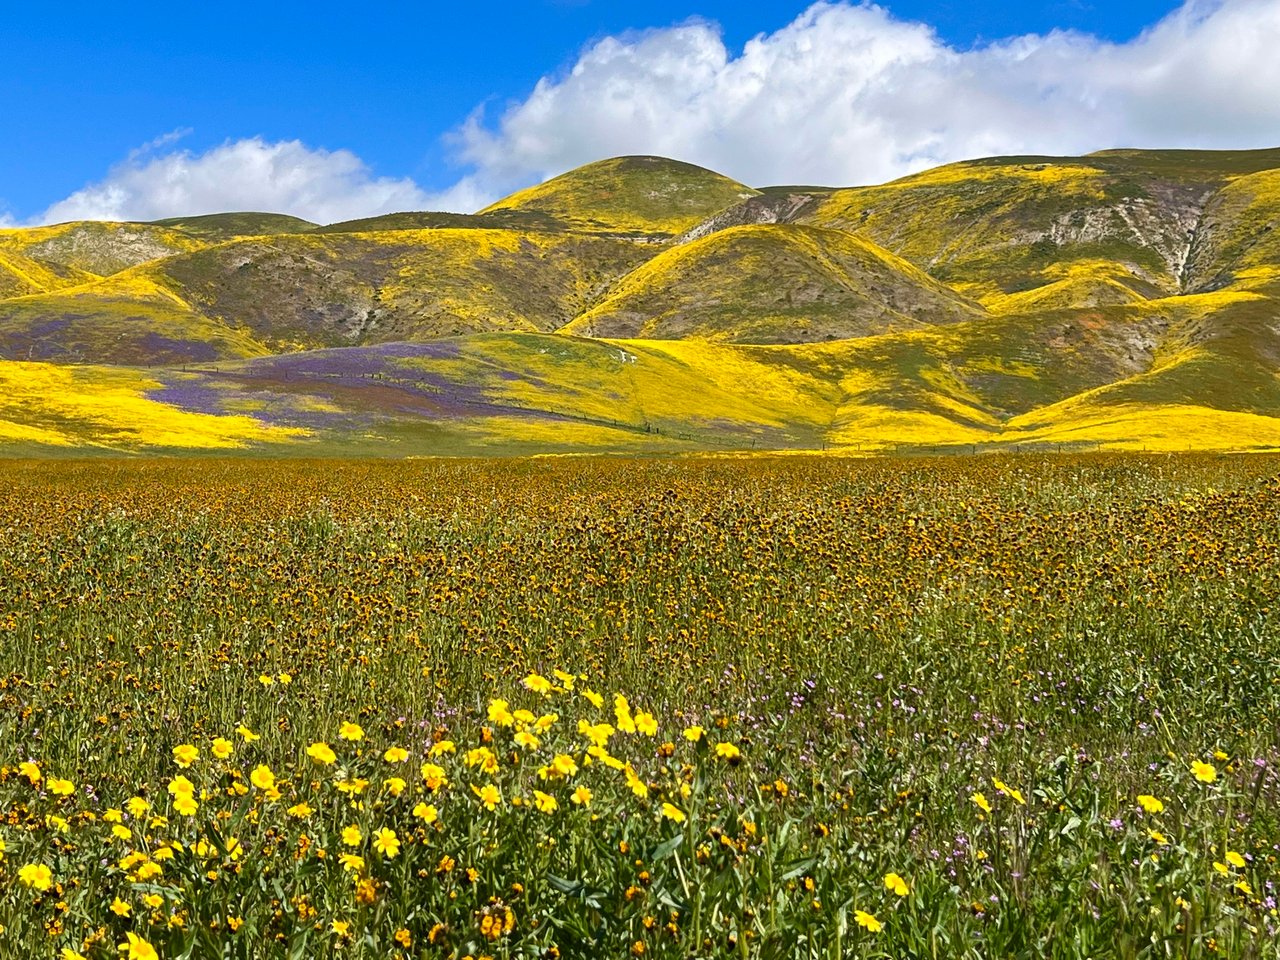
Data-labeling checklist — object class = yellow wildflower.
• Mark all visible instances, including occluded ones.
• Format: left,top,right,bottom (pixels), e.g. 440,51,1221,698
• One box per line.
615,694,637,733
466,746,499,774
250,765,275,791
715,742,741,762
855,910,882,933
421,763,448,790
551,754,579,778
373,828,400,858
119,933,159,960
523,673,554,695
624,765,649,799
514,730,541,750
336,778,369,795
1191,760,1217,783
172,744,199,768
579,720,614,748
307,742,337,765
18,863,53,890
488,699,515,727
1137,795,1164,814
472,783,503,811
992,777,1025,805
413,802,439,824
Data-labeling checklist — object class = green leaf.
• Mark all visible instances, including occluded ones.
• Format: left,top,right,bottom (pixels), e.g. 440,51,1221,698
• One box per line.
651,832,684,861
780,856,818,881
547,873,584,895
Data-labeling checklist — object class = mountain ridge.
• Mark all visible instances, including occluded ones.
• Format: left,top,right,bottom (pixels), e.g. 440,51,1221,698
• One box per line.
3,148,1280,454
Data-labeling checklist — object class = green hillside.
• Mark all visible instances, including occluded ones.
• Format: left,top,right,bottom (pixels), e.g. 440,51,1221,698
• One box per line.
0,228,654,363
563,224,984,342
315,209,567,234
0,271,268,365
154,228,653,349
2,148,1280,454
149,212,319,240
480,156,759,236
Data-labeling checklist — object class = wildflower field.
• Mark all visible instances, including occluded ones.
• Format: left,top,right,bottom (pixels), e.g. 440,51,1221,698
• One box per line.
1,455,1278,959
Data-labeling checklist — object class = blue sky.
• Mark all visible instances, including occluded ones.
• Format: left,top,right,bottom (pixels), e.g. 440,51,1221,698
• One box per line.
5,0,1275,224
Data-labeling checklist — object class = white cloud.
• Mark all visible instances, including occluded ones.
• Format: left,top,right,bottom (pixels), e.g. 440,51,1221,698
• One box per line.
28,0,1280,224
36,137,442,225
454,0,1280,193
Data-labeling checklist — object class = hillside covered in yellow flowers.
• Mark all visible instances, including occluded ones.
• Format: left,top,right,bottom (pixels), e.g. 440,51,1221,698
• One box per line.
3,149,1280,454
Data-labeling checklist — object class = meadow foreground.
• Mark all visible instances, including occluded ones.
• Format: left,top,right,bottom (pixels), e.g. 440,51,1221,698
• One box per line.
0,455,1277,959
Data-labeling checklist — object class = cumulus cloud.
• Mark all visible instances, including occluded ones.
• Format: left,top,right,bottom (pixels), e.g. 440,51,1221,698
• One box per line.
28,0,1280,223
455,0,1280,193
37,137,440,225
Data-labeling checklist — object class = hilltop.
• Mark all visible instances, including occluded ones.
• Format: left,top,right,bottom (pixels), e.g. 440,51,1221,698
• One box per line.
2,149,1280,454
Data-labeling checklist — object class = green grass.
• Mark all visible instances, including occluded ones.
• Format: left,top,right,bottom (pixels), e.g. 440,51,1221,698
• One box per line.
0,455,1278,957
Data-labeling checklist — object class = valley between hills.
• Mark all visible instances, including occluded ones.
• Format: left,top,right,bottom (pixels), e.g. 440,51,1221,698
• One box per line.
4,149,1280,455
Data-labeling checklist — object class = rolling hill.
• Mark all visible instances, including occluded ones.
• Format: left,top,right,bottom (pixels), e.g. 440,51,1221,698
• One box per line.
2,149,1280,455
479,156,760,236
562,224,985,342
